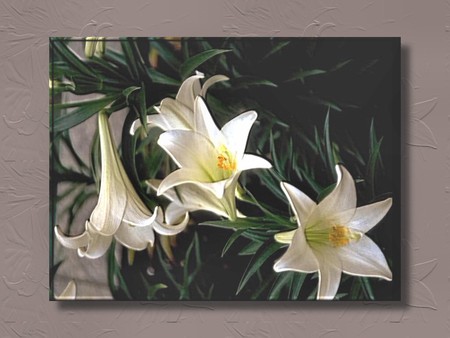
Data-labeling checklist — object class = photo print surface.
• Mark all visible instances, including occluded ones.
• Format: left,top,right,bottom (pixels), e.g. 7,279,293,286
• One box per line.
50,37,400,301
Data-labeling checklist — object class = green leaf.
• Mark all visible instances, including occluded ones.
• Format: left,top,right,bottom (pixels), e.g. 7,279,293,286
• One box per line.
329,59,353,72
120,39,140,81
294,167,323,195
238,241,264,256
221,229,245,257
250,273,276,300
88,56,131,83
360,277,375,300
107,241,132,299
323,109,335,176
269,272,293,300
350,276,362,299
286,68,326,84
236,241,282,295
230,76,278,88
51,40,93,77
151,39,181,71
156,246,182,292
122,86,141,105
147,68,181,86
289,273,306,300
140,273,168,300
200,217,285,231
103,48,128,69
179,49,231,80
261,41,290,61
367,136,383,197
52,95,119,133
298,96,342,112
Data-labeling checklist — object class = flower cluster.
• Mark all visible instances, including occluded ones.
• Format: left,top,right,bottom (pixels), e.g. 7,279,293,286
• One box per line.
54,72,393,300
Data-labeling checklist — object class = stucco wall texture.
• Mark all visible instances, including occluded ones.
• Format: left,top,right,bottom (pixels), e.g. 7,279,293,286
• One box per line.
0,0,448,336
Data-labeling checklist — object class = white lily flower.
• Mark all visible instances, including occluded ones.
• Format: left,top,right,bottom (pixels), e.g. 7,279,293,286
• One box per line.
273,164,393,300
130,71,229,134
148,179,246,223
54,111,188,259
156,97,272,220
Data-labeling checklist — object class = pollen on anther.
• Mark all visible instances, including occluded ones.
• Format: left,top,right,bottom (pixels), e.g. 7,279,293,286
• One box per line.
328,225,359,247
217,148,236,171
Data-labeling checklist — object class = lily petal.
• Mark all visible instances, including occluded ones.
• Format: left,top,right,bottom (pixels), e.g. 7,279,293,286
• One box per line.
280,182,316,226
194,96,221,143
176,73,203,108
315,247,342,300
78,222,113,259
165,202,189,225
159,98,194,129
221,111,257,158
273,229,319,273
153,211,189,236
129,118,144,135
347,198,393,233
145,113,172,131
115,222,155,250
121,185,158,227
175,184,230,216
158,168,227,198
54,225,89,250
90,112,127,236
200,75,229,97
238,154,272,172
339,235,393,280
308,164,356,229
149,180,235,221
158,130,218,172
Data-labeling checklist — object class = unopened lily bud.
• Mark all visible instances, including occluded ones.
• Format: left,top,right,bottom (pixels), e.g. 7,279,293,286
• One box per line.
85,37,105,58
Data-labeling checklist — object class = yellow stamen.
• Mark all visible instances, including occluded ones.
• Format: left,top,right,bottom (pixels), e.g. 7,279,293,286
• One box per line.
328,225,361,247
217,145,236,171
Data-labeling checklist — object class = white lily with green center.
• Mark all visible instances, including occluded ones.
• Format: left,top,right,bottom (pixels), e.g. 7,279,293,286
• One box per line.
54,111,188,259
130,71,228,134
156,96,272,220
274,164,393,300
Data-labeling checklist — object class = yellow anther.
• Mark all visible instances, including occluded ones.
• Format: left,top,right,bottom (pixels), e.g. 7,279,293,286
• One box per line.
217,145,236,171
328,225,361,247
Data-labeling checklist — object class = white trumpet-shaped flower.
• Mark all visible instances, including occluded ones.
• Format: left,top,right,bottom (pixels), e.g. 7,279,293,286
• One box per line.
156,97,272,220
130,71,228,134
54,111,188,259
273,165,393,300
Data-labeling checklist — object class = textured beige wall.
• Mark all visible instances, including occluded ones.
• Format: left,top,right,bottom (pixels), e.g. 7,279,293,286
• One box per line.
0,0,447,336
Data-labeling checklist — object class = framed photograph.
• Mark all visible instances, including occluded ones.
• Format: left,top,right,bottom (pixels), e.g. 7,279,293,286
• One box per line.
50,37,400,301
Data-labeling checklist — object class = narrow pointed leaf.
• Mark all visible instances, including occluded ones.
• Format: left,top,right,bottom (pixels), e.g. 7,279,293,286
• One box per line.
52,40,93,76
236,241,282,294
53,95,119,132
269,272,293,300
180,49,231,80
261,41,290,61
286,69,326,83
222,229,245,257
